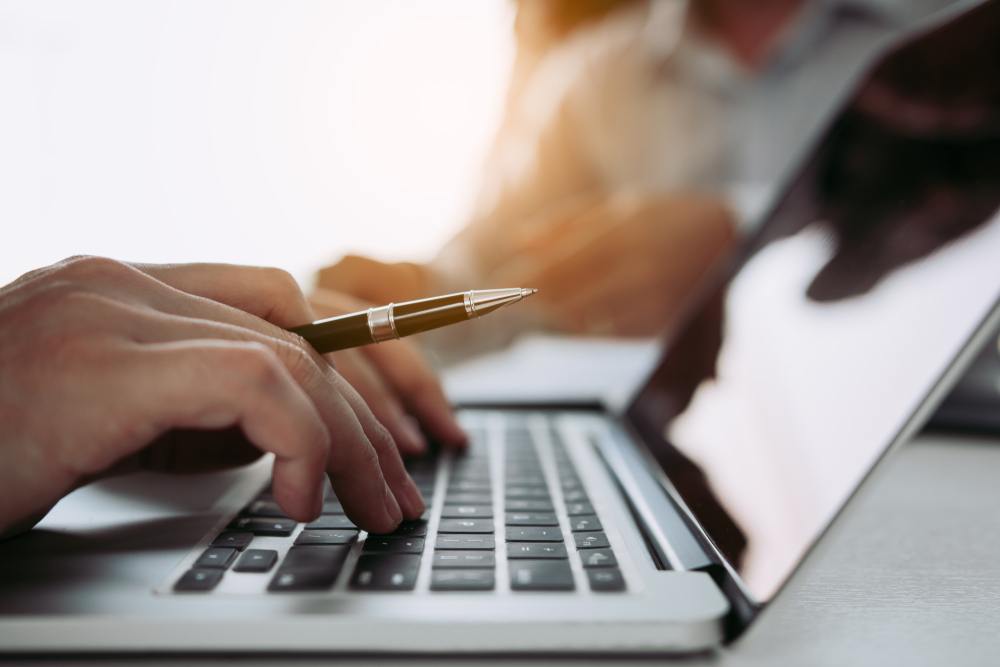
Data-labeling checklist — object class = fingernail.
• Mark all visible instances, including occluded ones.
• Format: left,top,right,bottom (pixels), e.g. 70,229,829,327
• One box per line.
384,484,403,526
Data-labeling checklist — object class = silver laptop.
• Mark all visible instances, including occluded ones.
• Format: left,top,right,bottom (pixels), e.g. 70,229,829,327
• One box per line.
2,0,999,654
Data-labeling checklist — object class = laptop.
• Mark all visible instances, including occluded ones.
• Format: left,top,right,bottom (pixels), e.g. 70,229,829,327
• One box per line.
2,0,999,654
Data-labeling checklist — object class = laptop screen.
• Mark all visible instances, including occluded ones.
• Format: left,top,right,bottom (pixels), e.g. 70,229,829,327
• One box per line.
626,0,1000,602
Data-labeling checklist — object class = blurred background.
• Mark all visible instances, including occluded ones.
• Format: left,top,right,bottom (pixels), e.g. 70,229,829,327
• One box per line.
0,0,515,287
3,0,997,423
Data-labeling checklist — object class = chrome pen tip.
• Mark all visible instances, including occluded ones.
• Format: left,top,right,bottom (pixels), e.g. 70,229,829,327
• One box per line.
520,288,538,299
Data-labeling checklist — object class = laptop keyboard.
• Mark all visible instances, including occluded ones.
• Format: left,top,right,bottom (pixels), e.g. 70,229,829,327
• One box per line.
173,417,626,595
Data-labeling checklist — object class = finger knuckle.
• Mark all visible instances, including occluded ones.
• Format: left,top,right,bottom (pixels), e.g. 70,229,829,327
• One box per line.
327,433,381,482
58,255,134,282
261,267,300,297
368,414,398,455
236,342,285,388
31,283,117,323
355,438,383,477
277,339,316,376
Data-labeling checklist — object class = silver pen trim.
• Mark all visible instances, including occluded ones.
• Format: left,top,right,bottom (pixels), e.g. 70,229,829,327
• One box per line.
463,290,480,319
367,304,399,343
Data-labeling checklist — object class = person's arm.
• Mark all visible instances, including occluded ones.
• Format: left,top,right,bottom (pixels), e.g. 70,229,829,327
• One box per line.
0,256,426,539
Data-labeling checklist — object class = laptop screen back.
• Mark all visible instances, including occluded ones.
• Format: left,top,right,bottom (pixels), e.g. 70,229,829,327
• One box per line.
626,0,1000,602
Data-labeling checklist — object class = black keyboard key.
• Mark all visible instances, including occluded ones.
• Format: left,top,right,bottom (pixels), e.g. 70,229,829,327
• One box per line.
508,560,575,591
435,535,495,550
233,549,278,573
174,568,223,592
587,568,626,591
281,544,350,571
565,502,595,516
243,500,289,518
563,490,590,503
268,545,350,592
362,537,424,554
560,478,583,491
227,517,296,536
269,568,339,591
194,548,237,569
437,519,495,534
431,551,496,568
445,493,493,505
210,532,253,551
431,569,495,591
506,542,567,559
569,516,603,532
453,466,490,476
450,460,489,471
505,487,550,499
580,548,617,568
505,512,558,527
441,505,493,519
505,447,539,456
448,481,491,493
383,519,428,538
294,530,358,545
505,466,543,477
306,515,357,530
505,527,563,542
350,554,420,591
503,475,547,487
573,532,610,549
506,499,555,512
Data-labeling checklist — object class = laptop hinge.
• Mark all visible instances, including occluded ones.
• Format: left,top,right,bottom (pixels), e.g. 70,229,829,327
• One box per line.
589,428,714,572
599,421,762,640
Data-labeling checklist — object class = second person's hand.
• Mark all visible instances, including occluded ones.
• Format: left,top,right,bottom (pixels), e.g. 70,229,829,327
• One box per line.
489,191,736,336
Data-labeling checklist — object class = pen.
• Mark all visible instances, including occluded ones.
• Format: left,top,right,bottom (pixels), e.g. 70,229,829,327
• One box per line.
289,288,537,354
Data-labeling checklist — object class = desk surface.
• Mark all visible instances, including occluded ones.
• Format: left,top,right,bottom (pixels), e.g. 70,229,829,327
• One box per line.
5,432,998,667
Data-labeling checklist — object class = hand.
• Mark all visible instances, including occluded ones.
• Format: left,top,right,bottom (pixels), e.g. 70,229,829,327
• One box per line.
316,255,429,307
488,191,736,336
308,288,467,455
0,257,425,539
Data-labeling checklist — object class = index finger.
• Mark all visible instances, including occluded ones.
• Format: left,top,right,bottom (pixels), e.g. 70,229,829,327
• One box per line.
131,263,315,329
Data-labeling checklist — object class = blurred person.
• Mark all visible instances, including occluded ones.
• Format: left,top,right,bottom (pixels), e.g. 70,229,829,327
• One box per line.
315,0,956,359
0,257,465,540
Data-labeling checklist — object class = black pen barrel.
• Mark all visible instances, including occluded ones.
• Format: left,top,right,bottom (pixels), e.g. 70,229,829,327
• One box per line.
290,288,533,354
289,312,372,354
392,293,465,316
393,302,469,338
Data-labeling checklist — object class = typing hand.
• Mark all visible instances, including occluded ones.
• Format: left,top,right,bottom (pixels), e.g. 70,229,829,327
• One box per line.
308,288,467,456
0,257,424,539
489,192,735,336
